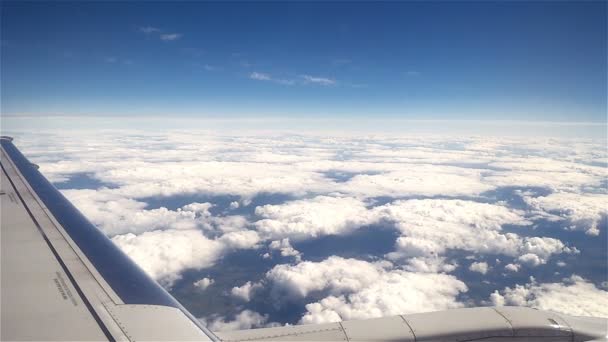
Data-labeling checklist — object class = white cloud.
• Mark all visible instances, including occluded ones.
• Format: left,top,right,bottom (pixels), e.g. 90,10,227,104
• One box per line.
490,275,608,317
203,310,276,332
138,26,182,42
249,72,271,81
401,256,458,273
193,277,214,290
377,199,571,266
269,238,302,262
219,230,261,249
517,253,543,267
139,26,160,34
62,190,204,235
248,72,336,86
469,261,489,274
160,33,182,41
300,75,336,86
338,166,494,198
504,263,520,272
249,72,295,85
523,192,608,236
100,201,258,286
264,256,467,324
231,281,263,302
112,229,225,287
255,196,374,240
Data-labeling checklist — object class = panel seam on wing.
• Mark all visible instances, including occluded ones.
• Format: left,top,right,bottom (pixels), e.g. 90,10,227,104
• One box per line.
218,326,345,342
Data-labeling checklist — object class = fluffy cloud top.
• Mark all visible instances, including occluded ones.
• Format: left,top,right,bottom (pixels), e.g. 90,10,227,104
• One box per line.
524,192,608,236
203,310,276,332
268,238,302,262
255,196,374,240
469,261,490,274
193,277,214,290
377,199,572,267
490,275,608,317
504,263,520,272
264,256,467,324
112,229,224,286
339,166,493,198
231,281,263,302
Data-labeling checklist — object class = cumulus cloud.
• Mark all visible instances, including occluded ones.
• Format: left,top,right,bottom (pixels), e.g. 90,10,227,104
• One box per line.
255,196,374,240
193,277,214,290
203,310,276,332
523,192,608,236
62,190,211,236
263,256,467,323
469,261,490,274
231,281,263,302
338,165,493,198
268,238,302,262
104,203,258,286
112,229,225,287
377,199,571,267
219,230,261,249
504,263,520,272
490,275,608,317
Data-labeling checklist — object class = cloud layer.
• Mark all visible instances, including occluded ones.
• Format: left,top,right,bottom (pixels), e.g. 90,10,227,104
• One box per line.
490,275,608,317
8,128,606,327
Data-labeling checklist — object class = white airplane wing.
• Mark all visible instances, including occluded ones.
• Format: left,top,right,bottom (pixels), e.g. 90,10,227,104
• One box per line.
1,136,606,342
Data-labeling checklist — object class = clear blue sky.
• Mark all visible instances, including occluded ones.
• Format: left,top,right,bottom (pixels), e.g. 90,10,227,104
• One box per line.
1,1,606,121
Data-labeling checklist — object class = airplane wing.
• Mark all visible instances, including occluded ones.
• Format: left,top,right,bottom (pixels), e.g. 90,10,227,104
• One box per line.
1,136,216,341
1,136,606,342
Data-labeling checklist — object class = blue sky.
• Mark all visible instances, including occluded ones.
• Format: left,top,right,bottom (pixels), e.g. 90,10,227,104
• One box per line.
1,1,606,121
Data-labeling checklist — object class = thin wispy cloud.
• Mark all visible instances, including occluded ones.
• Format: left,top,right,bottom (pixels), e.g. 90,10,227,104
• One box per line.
160,33,182,41
250,72,339,87
405,70,421,76
139,26,161,34
203,64,220,72
138,26,182,42
300,75,336,86
249,72,294,85
250,72,271,81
